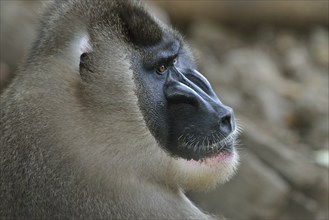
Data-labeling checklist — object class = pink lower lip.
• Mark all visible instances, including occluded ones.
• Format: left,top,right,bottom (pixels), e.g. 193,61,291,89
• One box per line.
188,150,233,165
215,150,233,160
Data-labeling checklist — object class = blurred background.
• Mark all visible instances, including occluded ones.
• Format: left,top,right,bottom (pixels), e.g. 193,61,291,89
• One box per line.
1,1,328,219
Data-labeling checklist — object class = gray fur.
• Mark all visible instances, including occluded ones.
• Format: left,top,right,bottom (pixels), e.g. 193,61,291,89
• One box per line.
0,0,238,219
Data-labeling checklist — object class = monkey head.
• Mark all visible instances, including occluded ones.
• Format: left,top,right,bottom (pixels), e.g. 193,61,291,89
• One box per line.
78,1,239,190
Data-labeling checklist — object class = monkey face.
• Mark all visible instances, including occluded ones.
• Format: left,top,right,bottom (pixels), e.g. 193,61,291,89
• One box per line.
77,1,239,189
132,32,238,162
104,1,239,164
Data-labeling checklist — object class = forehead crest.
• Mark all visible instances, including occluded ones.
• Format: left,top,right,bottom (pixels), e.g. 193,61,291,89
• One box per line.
118,2,162,47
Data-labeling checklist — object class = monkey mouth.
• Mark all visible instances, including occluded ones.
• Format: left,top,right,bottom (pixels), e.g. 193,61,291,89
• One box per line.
174,129,239,161
187,148,235,166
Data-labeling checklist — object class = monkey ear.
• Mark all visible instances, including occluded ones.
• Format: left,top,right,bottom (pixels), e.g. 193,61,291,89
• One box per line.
79,52,93,74
72,33,93,77
119,2,162,47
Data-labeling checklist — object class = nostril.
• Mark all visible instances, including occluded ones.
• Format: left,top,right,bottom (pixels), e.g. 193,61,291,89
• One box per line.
219,114,232,136
221,115,231,127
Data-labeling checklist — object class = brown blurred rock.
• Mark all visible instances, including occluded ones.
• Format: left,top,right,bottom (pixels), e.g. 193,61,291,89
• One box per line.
0,0,42,90
152,1,329,27
305,168,329,219
0,62,10,82
279,190,323,220
310,27,329,68
0,62,11,93
241,117,321,189
188,151,289,219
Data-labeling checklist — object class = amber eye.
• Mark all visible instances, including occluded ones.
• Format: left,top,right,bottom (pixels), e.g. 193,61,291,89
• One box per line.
157,65,167,74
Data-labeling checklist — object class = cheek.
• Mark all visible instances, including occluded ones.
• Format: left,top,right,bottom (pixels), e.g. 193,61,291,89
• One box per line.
167,149,240,191
134,72,169,146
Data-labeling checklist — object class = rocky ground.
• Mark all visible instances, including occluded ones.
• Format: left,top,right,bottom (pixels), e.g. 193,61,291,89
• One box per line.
1,1,328,219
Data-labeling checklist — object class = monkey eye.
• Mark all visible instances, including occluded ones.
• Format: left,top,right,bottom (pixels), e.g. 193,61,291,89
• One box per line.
157,65,167,74
156,57,178,75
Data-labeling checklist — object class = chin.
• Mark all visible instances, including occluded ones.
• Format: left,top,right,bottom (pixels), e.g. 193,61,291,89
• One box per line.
168,144,240,191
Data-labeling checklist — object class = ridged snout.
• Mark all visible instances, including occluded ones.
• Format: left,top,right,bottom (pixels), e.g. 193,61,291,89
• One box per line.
164,67,235,138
